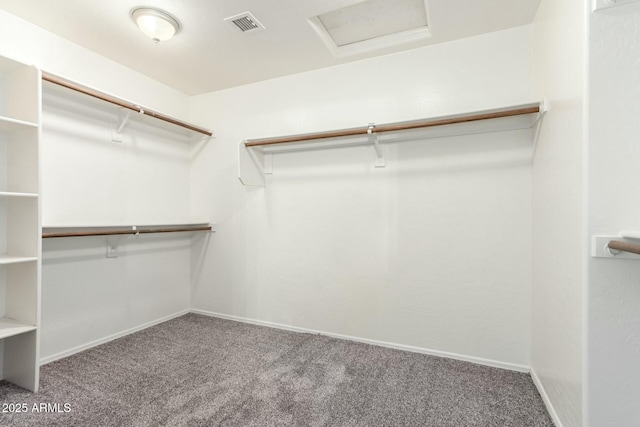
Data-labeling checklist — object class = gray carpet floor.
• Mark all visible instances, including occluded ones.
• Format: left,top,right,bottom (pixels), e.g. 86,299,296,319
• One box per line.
0,314,553,426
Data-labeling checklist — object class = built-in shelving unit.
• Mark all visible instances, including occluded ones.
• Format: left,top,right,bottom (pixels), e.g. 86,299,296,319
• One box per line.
0,55,41,392
238,102,546,187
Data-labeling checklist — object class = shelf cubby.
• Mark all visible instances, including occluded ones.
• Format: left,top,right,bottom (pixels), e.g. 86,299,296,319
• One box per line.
0,126,39,194
0,196,39,258
0,58,39,124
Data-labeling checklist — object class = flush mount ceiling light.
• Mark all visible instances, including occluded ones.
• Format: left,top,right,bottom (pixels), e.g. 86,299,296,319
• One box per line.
131,7,180,43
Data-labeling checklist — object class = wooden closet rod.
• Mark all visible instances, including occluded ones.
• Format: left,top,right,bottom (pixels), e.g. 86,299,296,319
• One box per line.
42,72,213,137
244,104,541,147
42,225,212,239
608,240,640,256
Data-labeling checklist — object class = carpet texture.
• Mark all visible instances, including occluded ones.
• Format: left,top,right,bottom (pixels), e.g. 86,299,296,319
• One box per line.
0,314,553,426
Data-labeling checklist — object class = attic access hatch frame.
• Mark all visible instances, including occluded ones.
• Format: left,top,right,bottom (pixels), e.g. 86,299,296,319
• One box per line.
593,0,640,11
308,0,431,57
238,101,546,187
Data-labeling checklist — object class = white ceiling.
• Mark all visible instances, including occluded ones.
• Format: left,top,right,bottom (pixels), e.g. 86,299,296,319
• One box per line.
0,0,541,95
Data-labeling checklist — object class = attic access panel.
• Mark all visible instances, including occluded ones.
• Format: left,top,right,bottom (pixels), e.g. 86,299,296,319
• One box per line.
310,0,430,57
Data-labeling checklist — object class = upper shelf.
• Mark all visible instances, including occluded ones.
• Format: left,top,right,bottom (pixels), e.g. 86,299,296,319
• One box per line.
244,102,544,150
0,59,39,124
238,101,546,187
42,72,214,138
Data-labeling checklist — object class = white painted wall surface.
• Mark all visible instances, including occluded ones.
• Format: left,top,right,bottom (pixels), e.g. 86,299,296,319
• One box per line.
41,235,191,361
190,26,534,368
588,3,640,425
530,0,585,426
41,88,192,227
0,10,198,360
37,86,196,360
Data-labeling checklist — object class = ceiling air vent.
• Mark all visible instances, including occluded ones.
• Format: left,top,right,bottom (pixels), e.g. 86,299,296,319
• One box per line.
224,12,265,33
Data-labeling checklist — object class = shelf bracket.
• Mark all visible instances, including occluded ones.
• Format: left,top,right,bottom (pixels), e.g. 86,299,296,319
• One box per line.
111,110,133,142
106,236,119,258
238,141,266,187
264,153,273,175
531,99,548,156
117,110,132,133
368,124,386,168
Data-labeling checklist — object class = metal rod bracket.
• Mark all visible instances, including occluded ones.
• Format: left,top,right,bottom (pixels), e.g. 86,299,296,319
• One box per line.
368,123,386,168
112,110,133,142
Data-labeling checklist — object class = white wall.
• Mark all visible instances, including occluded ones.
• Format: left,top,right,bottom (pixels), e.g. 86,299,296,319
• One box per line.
190,26,535,368
4,5,639,425
530,0,585,426
41,235,191,361
0,10,199,361
41,88,192,227
588,3,640,425
37,85,196,361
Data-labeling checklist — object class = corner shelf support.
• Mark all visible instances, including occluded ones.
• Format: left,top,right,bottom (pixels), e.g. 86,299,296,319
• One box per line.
531,99,548,156
238,141,267,187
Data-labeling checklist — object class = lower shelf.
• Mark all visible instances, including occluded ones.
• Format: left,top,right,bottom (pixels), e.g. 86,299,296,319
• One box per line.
42,223,213,238
0,192,39,198
0,256,38,265
0,318,37,340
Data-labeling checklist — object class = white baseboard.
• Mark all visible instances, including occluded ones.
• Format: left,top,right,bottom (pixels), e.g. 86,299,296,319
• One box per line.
39,307,531,375
39,309,190,365
531,367,563,427
190,308,530,373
